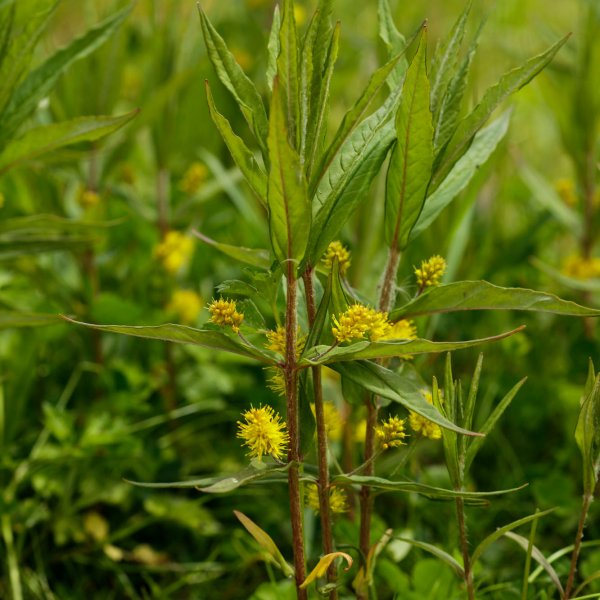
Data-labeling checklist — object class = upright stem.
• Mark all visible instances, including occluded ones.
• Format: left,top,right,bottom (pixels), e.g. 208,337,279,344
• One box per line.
580,148,597,338
303,269,338,599
285,267,307,599
455,497,475,600
358,245,401,564
1,514,22,600
564,493,594,599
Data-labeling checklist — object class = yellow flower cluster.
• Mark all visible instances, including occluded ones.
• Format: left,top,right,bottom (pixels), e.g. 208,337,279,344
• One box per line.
237,405,289,461
332,304,390,344
167,290,203,324
78,188,101,209
409,391,442,440
179,162,208,195
555,178,577,206
415,255,446,289
310,401,344,442
323,240,351,275
266,369,286,396
208,298,244,332
562,255,600,280
306,484,348,514
155,231,194,274
264,326,306,357
382,319,417,340
375,415,407,450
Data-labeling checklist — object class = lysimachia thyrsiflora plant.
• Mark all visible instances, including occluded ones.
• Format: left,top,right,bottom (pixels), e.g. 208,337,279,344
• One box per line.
70,1,600,597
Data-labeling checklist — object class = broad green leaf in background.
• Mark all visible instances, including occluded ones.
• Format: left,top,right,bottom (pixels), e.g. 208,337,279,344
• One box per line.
267,80,311,271
193,231,271,270
385,31,433,249
63,317,277,364
205,82,268,205
531,257,600,293
300,326,524,365
234,511,295,577
198,6,269,156
0,111,137,175
433,33,570,187
0,4,132,141
390,280,600,320
410,111,510,242
331,360,482,436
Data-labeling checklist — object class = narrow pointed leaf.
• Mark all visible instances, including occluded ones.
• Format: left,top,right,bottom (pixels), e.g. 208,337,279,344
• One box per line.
267,79,311,270
301,552,353,589
0,4,131,139
300,326,524,365
391,280,600,320
385,31,433,248
378,0,407,89
193,231,271,270
575,373,600,494
330,360,482,436
411,111,510,242
199,6,268,154
394,537,465,577
277,0,300,143
205,82,267,205
471,508,555,567
266,5,281,91
0,111,137,175
62,317,277,364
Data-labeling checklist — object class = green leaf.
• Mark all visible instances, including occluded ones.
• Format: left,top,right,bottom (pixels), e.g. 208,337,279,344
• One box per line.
205,82,267,205
385,30,433,249
377,0,407,89
330,360,482,436
411,111,510,242
300,552,353,589
575,372,600,494
390,280,600,321
464,377,527,473
300,326,524,365
62,317,277,364
0,311,61,328
193,231,271,270
267,79,311,270
394,537,464,578
434,34,570,186
333,474,526,503
503,531,564,597
0,5,131,140
126,462,291,491
266,5,281,92
234,510,294,577
0,111,137,175
198,5,269,155
277,0,300,144
470,508,555,568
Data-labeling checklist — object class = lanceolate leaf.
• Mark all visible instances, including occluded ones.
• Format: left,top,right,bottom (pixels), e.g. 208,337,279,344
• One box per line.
0,4,131,140
300,326,524,365
575,372,600,494
0,111,137,175
378,0,407,89
411,111,510,242
193,231,271,270
385,31,434,249
266,5,281,91
390,280,600,320
331,360,482,436
267,80,311,270
205,82,267,205
199,6,269,155
394,538,464,577
277,0,300,144
334,474,526,502
300,552,353,589
434,34,570,186
62,317,277,364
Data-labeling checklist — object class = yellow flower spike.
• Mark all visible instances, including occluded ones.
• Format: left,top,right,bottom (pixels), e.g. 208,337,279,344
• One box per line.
374,415,407,450
305,483,348,514
561,255,600,280
555,178,577,207
323,240,352,275
154,231,195,274
332,304,391,344
179,162,208,195
208,298,244,332
409,391,442,440
166,289,203,324
236,405,289,461
415,255,446,289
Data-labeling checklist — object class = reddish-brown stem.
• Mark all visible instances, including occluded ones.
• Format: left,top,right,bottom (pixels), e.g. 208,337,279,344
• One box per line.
564,493,594,599
303,269,338,598
285,268,307,599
